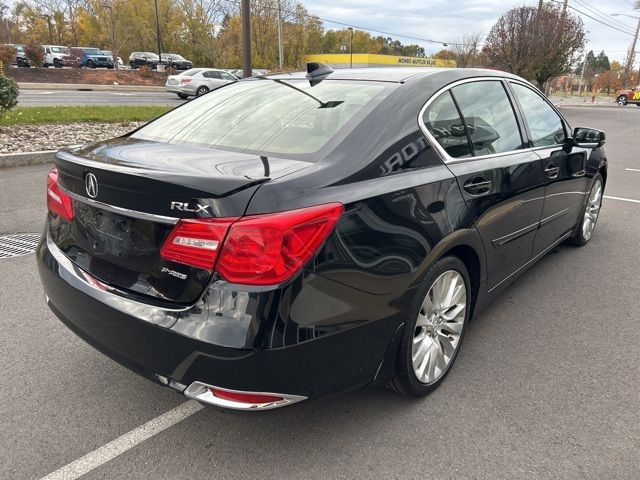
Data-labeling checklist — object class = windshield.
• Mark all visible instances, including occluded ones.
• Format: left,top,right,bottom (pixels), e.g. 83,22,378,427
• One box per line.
133,79,390,159
51,46,70,54
15,45,24,54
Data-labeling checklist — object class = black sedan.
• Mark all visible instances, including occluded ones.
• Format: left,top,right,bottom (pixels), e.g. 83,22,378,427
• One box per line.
37,65,607,410
160,53,193,70
128,51,159,69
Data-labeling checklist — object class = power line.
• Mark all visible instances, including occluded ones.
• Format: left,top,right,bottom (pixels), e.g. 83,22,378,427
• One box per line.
552,0,636,37
572,0,636,32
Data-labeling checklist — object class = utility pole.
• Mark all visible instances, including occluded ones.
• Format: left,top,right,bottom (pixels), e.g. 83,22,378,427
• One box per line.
348,27,354,68
153,0,162,67
241,0,251,77
613,11,640,88
578,52,586,95
277,0,283,70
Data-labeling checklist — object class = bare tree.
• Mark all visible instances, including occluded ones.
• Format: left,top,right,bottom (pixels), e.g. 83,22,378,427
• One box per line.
482,4,585,89
449,31,483,68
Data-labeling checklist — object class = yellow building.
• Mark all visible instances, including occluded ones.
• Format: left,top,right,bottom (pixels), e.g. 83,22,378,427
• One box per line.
304,53,456,69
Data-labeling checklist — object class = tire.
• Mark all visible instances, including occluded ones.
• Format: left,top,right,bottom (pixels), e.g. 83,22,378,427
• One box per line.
196,86,209,96
177,93,189,99
617,95,628,106
390,256,471,396
87,60,96,69
568,173,603,246
53,59,61,68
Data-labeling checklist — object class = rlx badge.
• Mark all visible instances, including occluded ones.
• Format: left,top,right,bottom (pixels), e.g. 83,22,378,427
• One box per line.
170,201,210,213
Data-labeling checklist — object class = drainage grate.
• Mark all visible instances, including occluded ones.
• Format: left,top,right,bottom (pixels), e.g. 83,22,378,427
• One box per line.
0,233,41,259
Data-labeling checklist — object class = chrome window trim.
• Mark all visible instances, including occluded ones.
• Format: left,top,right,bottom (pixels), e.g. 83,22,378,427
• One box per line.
61,186,179,224
417,76,532,165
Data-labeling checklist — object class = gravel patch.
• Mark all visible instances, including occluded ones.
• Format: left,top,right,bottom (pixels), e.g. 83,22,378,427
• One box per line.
0,122,145,154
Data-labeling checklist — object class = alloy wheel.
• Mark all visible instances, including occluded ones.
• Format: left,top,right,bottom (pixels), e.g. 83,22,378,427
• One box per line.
582,179,602,241
412,270,466,384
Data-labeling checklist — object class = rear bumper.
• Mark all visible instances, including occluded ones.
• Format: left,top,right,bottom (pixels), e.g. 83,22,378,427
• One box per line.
37,229,403,403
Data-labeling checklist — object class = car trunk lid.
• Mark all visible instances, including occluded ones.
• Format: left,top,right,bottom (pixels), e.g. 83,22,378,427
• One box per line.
49,137,310,304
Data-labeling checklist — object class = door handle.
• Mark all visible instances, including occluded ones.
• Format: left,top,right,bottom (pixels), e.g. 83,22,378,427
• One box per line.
544,163,560,179
463,177,492,195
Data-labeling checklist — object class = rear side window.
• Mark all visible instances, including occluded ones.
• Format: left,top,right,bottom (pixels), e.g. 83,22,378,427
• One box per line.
510,83,566,147
203,70,222,79
422,91,472,159
451,81,524,156
133,79,389,159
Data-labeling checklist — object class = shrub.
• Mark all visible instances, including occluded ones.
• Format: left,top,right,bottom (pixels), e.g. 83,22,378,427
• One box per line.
25,41,44,68
0,76,19,119
166,66,177,76
138,64,153,78
0,44,16,74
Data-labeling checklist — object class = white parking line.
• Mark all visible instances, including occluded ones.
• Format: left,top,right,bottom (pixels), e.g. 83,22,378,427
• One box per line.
625,168,640,172
39,400,203,480
604,195,640,204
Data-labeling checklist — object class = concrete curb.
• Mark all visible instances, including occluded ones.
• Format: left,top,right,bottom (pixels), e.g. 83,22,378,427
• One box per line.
0,150,55,168
18,83,165,92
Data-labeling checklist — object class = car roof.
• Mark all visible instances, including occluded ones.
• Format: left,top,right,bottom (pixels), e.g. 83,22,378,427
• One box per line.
266,67,521,83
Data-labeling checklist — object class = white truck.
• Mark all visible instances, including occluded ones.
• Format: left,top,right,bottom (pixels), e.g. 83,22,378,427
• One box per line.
43,45,72,68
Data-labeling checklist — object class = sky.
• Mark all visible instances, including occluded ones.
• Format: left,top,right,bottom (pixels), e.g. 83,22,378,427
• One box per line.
303,0,640,64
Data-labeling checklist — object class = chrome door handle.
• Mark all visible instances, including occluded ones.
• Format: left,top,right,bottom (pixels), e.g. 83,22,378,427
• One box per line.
544,163,560,179
463,177,492,195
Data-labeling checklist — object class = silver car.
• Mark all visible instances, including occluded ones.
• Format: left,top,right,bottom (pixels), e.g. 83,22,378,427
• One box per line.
165,68,238,98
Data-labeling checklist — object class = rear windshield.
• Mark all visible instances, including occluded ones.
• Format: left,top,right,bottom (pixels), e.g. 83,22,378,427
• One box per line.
132,79,390,159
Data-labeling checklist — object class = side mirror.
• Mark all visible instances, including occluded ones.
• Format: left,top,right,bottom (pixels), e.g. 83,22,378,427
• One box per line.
573,127,605,147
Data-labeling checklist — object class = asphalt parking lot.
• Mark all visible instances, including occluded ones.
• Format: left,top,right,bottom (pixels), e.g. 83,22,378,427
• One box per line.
1,106,639,479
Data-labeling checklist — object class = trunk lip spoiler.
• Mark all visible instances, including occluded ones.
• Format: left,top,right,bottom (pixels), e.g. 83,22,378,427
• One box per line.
61,186,179,224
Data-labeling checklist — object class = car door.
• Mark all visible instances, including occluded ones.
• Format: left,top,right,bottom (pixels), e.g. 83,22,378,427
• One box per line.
421,79,546,291
508,81,589,255
202,70,223,88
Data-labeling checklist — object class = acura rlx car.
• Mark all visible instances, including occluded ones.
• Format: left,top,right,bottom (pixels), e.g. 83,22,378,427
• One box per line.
38,65,607,411
165,68,237,98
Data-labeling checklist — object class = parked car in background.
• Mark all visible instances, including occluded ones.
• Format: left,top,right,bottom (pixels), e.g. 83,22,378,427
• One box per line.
70,47,114,69
102,50,123,69
129,52,159,69
43,45,72,68
160,53,193,70
5,44,30,67
616,86,640,106
165,68,237,98
230,68,270,78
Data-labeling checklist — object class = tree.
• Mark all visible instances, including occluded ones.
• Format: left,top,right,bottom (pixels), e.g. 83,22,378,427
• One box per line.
481,4,585,89
592,69,621,95
449,31,483,67
433,49,456,61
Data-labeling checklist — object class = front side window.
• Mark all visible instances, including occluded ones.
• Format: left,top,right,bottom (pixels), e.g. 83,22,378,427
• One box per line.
422,91,472,159
510,83,566,147
133,79,390,159
451,80,524,156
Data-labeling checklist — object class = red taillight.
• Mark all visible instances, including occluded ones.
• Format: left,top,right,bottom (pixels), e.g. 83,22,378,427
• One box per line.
216,203,343,285
160,203,343,285
160,218,237,270
180,77,192,85
209,387,283,405
46,167,74,221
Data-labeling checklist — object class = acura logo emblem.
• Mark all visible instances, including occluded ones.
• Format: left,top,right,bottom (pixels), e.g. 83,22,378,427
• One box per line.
85,173,98,198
